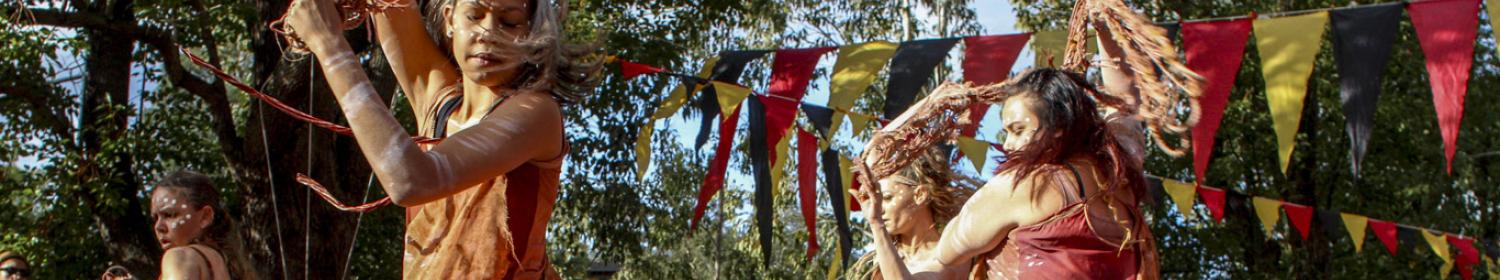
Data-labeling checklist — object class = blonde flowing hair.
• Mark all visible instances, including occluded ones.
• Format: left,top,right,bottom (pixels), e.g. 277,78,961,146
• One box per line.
848,147,977,279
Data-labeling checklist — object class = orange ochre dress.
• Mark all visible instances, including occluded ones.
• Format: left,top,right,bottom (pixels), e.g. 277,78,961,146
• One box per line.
402,94,565,279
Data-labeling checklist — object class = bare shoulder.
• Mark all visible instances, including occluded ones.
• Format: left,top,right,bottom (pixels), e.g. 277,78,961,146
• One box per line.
976,167,1071,226
160,247,208,280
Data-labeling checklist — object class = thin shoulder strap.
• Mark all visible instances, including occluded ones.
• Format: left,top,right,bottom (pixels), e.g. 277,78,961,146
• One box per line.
1064,163,1087,201
432,95,465,137
185,245,220,280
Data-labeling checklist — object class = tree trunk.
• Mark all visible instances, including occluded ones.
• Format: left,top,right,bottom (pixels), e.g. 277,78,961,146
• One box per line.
78,1,162,277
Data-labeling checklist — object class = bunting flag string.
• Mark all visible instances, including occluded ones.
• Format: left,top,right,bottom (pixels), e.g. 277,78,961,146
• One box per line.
603,0,1500,269
1149,175,1496,279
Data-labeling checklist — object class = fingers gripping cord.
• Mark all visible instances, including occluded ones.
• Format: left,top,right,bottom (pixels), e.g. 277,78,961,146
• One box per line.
179,47,438,212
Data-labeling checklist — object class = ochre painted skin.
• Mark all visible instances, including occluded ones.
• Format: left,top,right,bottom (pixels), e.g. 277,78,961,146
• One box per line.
151,188,212,251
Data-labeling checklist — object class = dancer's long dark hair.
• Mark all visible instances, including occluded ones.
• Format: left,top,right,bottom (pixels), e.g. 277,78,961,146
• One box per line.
992,68,1146,203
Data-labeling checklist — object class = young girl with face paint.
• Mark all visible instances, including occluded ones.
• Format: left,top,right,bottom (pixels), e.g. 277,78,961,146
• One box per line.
150,170,258,280
854,21,1160,280
283,0,596,277
848,147,976,279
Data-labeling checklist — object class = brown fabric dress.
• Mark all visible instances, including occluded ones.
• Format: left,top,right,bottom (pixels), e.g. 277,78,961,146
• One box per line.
401,93,565,279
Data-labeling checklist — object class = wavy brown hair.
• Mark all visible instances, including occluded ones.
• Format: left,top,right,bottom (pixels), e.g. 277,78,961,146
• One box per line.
153,170,261,280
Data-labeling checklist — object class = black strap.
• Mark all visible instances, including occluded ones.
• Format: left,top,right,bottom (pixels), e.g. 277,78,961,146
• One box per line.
432,95,465,138
431,93,518,138
186,246,220,279
1065,163,1086,198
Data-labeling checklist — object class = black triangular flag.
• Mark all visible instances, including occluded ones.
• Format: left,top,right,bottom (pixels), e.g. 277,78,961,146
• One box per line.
1316,209,1347,241
821,148,854,269
801,104,835,138
1331,4,1401,177
1161,23,1181,43
694,50,769,149
747,96,775,268
883,38,961,118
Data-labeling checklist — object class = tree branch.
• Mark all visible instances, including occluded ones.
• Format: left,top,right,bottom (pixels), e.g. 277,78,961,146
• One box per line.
0,83,76,138
11,5,249,169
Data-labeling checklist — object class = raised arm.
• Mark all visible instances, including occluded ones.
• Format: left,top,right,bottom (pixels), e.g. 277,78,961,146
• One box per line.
287,0,561,206
371,0,460,119
1095,21,1138,111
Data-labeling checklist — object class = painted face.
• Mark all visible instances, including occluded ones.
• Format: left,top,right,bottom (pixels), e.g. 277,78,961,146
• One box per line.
446,0,533,87
150,188,213,250
0,258,29,280
1001,96,1043,153
876,175,929,236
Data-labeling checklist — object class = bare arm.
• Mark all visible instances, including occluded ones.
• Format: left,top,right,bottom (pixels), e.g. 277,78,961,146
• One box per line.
371,0,460,121
288,0,561,206
159,248,206,280
933,171,1072,264
1095,21,1139,112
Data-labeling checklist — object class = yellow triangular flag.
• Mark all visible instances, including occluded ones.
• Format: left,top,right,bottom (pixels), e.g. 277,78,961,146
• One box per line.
1030,29,1097,68
839,155,854,213
634,121,654,181
847,113,872,137
1341,213,1369,253
1161,179,1198,220
770,127,794,195
1252,197,1283,238
828,41,899,136
1489,0,1500,60
711,81,752,115
1485,255,1499,279
955,137,990,172
1253,11,1328,174
826,242,843,280
1423,230,1453,263
652,57,719,119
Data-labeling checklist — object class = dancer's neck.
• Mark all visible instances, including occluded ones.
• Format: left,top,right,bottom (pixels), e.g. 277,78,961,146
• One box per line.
458,80,508,122
896,220,940,257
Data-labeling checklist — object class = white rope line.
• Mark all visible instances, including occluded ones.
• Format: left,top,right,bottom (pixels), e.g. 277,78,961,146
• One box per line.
304,59,315,280
258,101,292,280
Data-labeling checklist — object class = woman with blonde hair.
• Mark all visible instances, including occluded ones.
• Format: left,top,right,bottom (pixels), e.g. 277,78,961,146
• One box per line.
849,146,977,279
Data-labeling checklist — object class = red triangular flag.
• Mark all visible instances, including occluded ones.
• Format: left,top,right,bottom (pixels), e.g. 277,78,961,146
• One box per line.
796,130,821,259
619,60,665,80
960,33,1030,137
1449,235,1481,280
1281,202,1315,241
1197,186,1227,223
1368,218,1399,256
690,106,741,230
1183,18,1254,183
1408,0,1481,174
849,173,863,212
